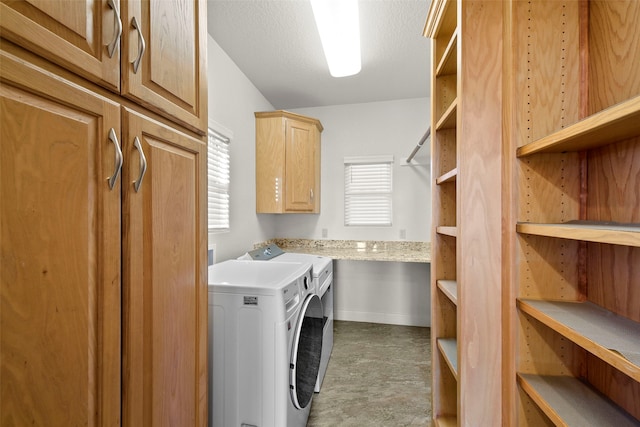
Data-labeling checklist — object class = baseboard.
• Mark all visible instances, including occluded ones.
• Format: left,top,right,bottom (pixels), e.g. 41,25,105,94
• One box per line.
334,309,429,327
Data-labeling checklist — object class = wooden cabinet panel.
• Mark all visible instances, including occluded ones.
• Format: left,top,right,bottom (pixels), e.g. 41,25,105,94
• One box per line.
0,51,121,427
588,0,640,114
456,1,504,422
122,0,208,134
285,119,319,212
0,0,121,91
256,115,286,212
121,108,207,427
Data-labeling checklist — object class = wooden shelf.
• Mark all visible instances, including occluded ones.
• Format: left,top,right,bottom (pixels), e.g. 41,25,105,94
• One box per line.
516,95,640,157
516,221,640,247
517,374,640,426
436,98,457,130
437,280,457,305
436,226,457,237
424,0,456,40
518,299,640,382
436,168,457,184
434,415,457,427
437,338,458,380
435,30,457,76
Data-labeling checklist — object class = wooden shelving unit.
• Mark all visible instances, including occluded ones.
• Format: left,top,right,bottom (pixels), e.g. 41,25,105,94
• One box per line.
425,1,458,422
426,0,639,424
425,0,504,424
512,0,640,424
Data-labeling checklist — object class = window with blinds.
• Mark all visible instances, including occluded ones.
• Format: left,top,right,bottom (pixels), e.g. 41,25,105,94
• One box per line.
344,155,393,226
208,128,230,231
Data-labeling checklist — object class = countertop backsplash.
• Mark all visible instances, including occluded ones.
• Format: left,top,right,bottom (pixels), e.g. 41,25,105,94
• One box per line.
253,239,431,263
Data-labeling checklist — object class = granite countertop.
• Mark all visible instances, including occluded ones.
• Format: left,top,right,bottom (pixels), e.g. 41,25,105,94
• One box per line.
255,239,431,263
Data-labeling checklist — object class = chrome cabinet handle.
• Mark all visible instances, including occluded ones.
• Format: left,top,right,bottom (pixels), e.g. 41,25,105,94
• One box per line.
133,137,147,192
310,189,314,200
131,16,145,74
107,128,123,190
106,0,122,58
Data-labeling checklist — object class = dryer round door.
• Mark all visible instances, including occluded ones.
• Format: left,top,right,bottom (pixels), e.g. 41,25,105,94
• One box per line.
290,293,323,410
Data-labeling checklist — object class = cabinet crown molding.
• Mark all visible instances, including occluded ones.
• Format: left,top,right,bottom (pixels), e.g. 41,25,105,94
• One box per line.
255,110,324,132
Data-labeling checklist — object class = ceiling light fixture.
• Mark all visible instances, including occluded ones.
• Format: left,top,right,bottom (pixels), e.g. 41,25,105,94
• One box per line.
310,0,362,78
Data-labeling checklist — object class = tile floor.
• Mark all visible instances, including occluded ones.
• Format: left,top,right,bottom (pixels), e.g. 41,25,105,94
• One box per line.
307,320,432,426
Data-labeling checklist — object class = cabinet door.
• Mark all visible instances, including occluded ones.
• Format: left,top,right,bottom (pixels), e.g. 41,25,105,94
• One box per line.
0,50,121,426
255,116,286,213
285,119,319,212
121,108,207,427
122,0,208,135
0,0,121,91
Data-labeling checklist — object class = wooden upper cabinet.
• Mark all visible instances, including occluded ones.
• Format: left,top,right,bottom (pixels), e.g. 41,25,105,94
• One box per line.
122,0,208,134
255,111,323,214
0,0,208,135
121,108,208,427
0,50,122,427
0,0,121,91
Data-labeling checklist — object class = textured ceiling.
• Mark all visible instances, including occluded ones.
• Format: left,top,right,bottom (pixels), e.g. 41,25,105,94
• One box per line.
207,0,432,109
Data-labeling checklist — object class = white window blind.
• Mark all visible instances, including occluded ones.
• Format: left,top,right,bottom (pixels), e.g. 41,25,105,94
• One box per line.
208,129,230,230
344,155,393,226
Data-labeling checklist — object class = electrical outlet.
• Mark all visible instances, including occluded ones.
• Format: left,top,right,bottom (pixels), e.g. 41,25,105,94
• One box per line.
399,229,406,239
322,228,328,238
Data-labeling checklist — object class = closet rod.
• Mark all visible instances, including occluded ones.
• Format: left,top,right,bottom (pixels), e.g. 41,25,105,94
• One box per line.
406,127,431,162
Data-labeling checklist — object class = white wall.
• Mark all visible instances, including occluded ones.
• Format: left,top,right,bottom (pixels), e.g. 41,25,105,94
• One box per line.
275,99,431,242
207,35,276,262
334,261,430,327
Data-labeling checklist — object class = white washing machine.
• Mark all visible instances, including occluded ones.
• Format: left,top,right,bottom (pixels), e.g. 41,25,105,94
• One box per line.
243,244,334,392
208,260,323,427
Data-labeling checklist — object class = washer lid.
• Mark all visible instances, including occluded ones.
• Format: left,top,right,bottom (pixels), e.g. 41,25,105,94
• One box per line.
275,253,333,278
208,260,311,289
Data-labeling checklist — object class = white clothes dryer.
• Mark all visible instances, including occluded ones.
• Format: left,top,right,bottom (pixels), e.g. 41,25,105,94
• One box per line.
208,260,322,427
243,244,334,392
